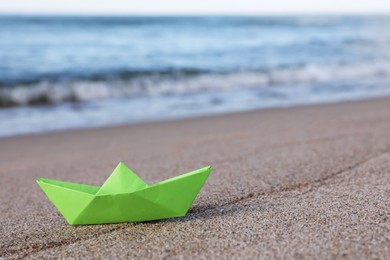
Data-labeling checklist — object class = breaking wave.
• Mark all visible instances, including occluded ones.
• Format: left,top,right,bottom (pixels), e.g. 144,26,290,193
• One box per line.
1,62,390,107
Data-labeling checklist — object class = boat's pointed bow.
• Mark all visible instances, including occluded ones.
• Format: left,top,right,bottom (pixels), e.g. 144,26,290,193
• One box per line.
144,165,212,217
37,178,97,225
182,165,212,211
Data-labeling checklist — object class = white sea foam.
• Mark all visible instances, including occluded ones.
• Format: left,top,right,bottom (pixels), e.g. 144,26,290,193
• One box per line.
1,62,390,107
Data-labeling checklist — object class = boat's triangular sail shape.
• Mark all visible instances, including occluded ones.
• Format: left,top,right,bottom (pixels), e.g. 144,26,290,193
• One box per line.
96,162,149,195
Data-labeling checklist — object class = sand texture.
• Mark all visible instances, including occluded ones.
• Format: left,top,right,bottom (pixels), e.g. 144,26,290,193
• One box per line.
0,98,389,259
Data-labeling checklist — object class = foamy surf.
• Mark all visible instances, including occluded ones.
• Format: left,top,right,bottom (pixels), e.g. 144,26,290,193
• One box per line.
1,62,390,107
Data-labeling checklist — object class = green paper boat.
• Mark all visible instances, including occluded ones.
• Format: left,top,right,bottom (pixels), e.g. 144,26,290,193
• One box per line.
37,163,211,225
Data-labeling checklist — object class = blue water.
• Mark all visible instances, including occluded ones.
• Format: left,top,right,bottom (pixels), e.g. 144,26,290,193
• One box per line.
1,15,390,136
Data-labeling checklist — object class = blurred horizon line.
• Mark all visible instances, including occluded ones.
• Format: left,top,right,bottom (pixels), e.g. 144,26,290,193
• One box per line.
1,12,390,17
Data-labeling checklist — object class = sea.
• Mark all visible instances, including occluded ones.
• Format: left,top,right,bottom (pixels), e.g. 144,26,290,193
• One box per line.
1,15,390,137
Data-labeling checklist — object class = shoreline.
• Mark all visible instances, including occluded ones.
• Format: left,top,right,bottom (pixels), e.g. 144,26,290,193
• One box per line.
1,97,389,258
1,95,389,140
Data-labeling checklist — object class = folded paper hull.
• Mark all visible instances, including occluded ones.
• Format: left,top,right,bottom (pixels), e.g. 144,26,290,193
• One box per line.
37,166,211,225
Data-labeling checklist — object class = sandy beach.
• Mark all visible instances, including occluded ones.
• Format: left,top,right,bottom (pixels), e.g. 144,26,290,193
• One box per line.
0,97,389,259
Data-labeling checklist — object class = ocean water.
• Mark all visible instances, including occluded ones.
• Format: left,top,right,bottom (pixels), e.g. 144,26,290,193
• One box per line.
1,15,390,136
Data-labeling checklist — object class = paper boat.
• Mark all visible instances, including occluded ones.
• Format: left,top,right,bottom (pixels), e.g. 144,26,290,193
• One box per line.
37,163,211,225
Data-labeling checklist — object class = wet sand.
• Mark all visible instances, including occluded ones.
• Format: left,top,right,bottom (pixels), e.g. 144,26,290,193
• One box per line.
0,97,389,259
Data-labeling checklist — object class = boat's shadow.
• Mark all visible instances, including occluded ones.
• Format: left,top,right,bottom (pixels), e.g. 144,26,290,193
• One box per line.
147,201,258,224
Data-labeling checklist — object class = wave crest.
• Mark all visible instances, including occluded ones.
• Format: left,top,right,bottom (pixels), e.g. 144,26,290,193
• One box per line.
1,62,390,107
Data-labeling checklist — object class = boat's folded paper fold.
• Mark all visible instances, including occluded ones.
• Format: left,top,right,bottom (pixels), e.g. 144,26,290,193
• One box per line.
37,163,211,225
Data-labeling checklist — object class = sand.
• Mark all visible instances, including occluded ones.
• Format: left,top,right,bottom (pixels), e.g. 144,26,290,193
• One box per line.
0,97,389,259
